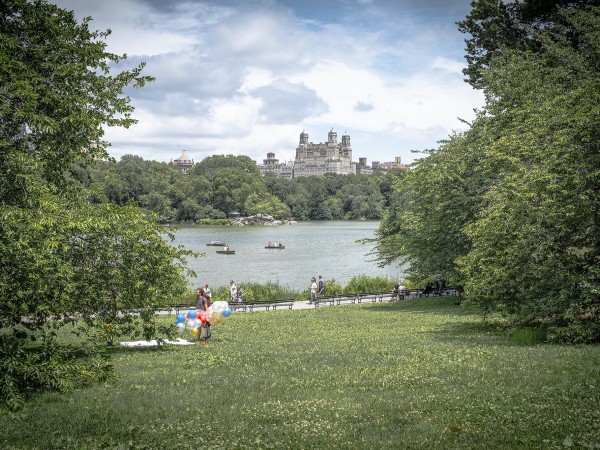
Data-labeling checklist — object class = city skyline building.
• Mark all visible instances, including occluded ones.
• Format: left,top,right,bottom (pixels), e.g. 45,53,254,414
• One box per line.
292,129,356,178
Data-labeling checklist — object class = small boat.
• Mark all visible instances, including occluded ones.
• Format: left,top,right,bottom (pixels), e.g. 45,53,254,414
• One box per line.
265,242,285,249
207,240,225,246
216,246,235,254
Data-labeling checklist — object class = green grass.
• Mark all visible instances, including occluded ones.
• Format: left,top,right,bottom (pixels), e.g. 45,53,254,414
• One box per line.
1,297,599,449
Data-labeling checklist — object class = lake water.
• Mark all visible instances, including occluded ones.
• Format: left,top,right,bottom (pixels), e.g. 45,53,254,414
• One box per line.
170,221,405,290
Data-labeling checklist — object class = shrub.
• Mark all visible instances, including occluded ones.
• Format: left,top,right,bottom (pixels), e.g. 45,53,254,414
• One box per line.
343,275,395,295
0,333,114,411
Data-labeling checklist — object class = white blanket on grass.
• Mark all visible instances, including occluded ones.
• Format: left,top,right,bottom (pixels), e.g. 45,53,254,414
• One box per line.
120,338,194,347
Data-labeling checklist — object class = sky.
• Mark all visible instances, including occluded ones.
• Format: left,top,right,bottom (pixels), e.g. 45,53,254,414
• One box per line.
52,0,484,166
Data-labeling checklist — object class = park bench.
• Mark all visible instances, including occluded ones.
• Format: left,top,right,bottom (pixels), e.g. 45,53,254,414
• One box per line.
357,293,384,303
313,296,337,307
318,294,358,305
271,300,295,310
231,301,272,312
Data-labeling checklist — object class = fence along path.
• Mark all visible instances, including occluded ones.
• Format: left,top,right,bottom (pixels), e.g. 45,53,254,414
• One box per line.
165,289,460,315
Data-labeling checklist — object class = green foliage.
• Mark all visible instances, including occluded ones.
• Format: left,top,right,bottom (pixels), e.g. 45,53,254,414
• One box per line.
244,192,292,219
343,275,396,295
0,0,195,405
376,3,600,343
0,333,114,411
510,327,547,345
89,156,399,222
206,281,297,303
196,218,234,225
322,277,343,296
193,154,260,176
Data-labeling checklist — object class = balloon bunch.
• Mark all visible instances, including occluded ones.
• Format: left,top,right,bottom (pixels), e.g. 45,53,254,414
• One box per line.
174,301,232,337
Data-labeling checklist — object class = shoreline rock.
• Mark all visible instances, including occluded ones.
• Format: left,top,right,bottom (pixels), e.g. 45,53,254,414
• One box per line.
233,214,296,226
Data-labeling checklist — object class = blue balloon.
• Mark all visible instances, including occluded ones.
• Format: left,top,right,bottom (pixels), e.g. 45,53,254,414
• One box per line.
187,310,197,320
223,308,231,317
176,314,186,323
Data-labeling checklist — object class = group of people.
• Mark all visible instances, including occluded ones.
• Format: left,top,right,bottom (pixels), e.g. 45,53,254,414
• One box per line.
309,275,325,304
391,283,408,300
229,280,244,303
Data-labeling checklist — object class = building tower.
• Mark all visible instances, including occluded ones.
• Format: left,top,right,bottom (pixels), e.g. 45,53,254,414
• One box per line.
341,133,351,159
299,131,309,145
171,150,194,176
328,128,337,145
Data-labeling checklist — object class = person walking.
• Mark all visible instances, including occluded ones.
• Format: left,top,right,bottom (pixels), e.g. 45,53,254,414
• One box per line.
229,280,237,304
309,276,318,304
318,275,325,299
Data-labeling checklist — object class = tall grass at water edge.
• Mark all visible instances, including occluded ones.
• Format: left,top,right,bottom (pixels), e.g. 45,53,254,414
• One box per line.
1,297,598,449
180,275,397,305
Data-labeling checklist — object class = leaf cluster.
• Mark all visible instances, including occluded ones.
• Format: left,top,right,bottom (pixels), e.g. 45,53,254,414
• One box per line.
0,332,114,410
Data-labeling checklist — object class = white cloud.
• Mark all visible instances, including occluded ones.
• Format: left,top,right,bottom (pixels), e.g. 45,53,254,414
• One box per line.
53,0,482,165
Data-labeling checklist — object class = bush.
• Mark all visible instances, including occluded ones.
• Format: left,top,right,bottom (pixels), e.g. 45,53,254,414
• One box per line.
343,275,396,295
0,333,114,411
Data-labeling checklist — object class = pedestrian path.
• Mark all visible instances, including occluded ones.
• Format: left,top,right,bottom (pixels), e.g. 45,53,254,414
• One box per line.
159,290,460,316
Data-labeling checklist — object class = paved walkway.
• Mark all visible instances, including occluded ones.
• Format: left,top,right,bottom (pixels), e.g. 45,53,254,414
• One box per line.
160,290,460,316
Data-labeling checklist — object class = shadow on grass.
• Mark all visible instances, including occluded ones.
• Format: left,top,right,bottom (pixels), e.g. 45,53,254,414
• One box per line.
358,298,522,347
425,320,526,347
360,297,477,317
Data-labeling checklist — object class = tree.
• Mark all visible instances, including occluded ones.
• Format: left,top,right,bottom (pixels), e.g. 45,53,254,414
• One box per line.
457,0,600,89
193,154,260,177
376,2,600,342
457,5,600,341
209,167,267,215
142,191,175,221
244,192,292,219
0,0,193,408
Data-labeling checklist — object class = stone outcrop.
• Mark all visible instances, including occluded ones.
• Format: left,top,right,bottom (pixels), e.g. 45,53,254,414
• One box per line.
233,214,296,226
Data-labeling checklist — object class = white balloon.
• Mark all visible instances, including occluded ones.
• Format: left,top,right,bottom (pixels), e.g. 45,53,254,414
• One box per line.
186,319,197,330
212,301,228,313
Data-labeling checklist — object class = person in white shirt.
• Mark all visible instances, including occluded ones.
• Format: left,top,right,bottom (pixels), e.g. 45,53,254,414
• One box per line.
229,280,237,303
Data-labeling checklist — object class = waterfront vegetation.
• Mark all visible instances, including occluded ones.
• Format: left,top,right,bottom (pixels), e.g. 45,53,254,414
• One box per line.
184,276,394,305
1,297,598,449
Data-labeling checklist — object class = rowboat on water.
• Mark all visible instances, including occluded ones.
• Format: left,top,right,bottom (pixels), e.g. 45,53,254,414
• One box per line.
207,240,225,246
265,242,285,249
216,246,235,254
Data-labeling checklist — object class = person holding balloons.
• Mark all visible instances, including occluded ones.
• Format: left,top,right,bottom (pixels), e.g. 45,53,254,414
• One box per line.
196,285,212,342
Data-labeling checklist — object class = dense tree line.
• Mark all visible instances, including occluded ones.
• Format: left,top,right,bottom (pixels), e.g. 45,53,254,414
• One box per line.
375,0,600,342
86,154,406,222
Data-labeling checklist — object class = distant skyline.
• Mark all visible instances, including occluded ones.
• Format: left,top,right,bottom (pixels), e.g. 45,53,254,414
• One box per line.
52,0,484,165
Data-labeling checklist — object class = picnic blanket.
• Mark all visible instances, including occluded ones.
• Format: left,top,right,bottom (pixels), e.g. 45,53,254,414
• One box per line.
120,338,194,347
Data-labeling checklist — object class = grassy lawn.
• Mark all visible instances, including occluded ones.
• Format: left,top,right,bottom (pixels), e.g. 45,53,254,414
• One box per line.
1,297,598,449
